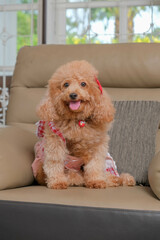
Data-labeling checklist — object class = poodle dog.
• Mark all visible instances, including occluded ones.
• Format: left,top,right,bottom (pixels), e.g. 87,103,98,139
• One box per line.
32,60,135,189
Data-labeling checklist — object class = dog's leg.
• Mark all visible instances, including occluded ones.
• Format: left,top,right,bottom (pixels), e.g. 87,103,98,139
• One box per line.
35,161,46,186
43,136,68,189
84,144,107,189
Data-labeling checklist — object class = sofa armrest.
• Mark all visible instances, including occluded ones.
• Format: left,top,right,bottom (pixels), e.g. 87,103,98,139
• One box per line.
148,151,160,199
0,126,37,190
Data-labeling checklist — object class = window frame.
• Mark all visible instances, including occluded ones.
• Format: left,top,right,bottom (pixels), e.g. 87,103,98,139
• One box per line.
0,0,43,126
45,0,160,44
0,1,43,45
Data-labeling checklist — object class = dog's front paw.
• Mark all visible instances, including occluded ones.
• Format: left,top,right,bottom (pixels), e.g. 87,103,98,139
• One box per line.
49,182,68,189
85,180,106,189
47,176,68,189
120,173,136,186
106,175,122,187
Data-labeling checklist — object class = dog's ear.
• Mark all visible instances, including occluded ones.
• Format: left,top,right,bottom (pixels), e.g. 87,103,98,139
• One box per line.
49,78,61,97
37,75,62,121
92,91,115,125
36,96,54,121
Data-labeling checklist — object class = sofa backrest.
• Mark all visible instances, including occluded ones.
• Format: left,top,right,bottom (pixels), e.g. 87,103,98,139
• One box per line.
7,43,160,125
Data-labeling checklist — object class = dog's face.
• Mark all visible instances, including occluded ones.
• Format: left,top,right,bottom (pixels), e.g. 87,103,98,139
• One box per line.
60,78,91,112
49,60,102,119
38,60,115,124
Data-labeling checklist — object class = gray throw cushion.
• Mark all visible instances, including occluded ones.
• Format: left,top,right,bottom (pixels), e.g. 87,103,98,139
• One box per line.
109,101,160,185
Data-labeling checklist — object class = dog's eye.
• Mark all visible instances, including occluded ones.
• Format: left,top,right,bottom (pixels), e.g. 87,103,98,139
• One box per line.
64,82,69,88
81,82,86,87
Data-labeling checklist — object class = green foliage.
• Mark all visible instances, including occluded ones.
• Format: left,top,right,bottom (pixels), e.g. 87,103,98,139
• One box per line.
17,11,38,52
134,35,160,43
91,7,119,22
134,27,160,43
66,34,101,44
17,11,31,35
66,35,88,44
20,0,38,3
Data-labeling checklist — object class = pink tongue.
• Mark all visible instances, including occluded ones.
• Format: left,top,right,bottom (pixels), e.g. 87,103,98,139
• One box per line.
69,101,81,110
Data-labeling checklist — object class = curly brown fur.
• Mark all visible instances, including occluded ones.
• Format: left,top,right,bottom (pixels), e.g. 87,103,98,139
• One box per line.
35,161,46,186
35,60,135,189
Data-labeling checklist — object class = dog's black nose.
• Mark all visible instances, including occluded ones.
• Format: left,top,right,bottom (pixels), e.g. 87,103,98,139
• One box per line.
70,93,78,100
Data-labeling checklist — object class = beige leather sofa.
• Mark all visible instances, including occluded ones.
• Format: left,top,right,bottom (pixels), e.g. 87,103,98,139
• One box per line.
0,43,160,240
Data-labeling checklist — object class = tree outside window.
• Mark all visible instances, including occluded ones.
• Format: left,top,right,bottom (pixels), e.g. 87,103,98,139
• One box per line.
66,2,160,44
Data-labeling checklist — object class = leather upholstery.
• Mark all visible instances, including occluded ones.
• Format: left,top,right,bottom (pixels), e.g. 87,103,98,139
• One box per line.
5,43,160,198
12,43,160,88
0,200,160,240
0,126,37,190
0,185,159,211
148,151,160,199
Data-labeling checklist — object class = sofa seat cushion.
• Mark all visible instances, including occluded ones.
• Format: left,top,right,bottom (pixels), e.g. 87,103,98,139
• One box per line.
0,185,159,211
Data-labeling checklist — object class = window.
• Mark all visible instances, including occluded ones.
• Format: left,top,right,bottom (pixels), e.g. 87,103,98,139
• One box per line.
0,0,43,125
46,0,160,44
